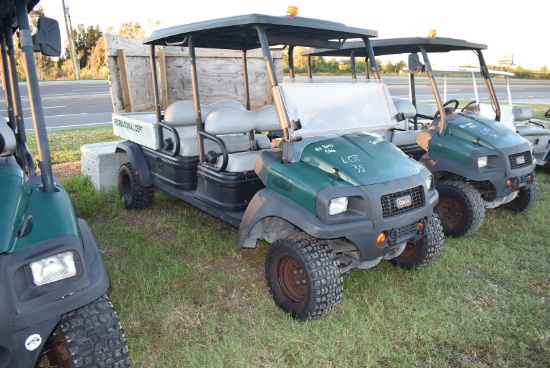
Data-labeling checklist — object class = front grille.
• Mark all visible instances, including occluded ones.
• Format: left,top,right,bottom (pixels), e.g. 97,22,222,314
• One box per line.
395,222,419,243
381,186,424,218
509,151,532,170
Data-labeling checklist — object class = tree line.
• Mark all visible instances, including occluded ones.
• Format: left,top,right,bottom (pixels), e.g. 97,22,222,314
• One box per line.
14,7,550,81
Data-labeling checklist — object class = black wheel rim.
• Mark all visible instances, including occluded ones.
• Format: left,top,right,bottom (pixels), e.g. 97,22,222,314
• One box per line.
437,197,463,228
399,241,417,259
121,172,132,200
277,255,306,303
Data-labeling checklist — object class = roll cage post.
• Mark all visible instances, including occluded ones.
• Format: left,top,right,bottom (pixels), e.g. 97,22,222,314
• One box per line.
418,45,446,136
409,70,419,129
477,49,502,122
255,25,291,143
14,0,54,192
241,50,251,110
362,37,381,82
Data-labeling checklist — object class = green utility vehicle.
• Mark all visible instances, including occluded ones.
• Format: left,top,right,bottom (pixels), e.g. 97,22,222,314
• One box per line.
464,68,550,167
0,1,130,367
305,37,539,238
112,14,444,320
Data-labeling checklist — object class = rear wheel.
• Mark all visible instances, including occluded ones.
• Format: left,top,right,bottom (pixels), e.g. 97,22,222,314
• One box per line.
40,295,130,368
390,213,444,270
265,233,343,321
503,179,540,212
435,180,485,238
118,162,154,210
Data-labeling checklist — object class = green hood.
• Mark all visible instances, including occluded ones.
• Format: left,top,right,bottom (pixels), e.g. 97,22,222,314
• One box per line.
300,133,423,186
445,113,528,149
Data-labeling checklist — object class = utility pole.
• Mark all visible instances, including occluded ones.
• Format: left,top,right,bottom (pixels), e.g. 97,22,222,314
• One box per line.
61,0,80,79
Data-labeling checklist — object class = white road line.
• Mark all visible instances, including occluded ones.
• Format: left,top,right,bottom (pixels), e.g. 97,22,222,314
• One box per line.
49,113,88,117
25,122,111,131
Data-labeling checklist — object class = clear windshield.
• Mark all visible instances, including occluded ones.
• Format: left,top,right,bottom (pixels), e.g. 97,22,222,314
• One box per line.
279,82,399,140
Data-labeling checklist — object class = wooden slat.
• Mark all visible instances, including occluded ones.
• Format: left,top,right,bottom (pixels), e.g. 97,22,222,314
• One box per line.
117,49,132,112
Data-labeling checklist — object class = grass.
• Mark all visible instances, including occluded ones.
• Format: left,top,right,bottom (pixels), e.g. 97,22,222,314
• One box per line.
26,125,117,164
31,104,550,366
61,169,550,367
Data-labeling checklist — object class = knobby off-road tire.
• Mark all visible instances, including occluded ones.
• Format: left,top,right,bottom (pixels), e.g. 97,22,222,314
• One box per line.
118,162,154,210
42,294,131,368
435,180,485,238
503,178,540,212
390,213,444,270
265,233,343,321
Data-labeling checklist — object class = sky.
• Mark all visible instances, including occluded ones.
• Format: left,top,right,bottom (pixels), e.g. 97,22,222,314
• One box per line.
36,0,549,70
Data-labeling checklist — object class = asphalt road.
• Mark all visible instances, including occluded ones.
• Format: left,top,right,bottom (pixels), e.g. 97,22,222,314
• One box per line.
1,78,548,131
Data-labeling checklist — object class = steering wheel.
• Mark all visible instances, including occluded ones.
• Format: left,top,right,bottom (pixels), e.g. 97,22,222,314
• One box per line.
461,100,478,112
434,99,459,118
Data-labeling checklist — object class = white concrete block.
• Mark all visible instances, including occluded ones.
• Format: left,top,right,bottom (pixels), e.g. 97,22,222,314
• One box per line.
81,140,127,192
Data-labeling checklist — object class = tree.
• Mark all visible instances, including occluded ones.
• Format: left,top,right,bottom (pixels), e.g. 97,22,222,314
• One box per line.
81,36,108,79
116,22,146,39
73,24,103,69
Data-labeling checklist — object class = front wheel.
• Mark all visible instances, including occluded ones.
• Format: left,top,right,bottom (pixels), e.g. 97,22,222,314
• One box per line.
389,213,444,270
40,295,131,367
265,233,343,321
435,180,485,238
503,179,540,212
118,162,154,210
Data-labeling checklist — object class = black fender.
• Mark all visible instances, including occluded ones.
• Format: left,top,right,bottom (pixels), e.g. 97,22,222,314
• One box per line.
236,188,374,254
115,140,152,186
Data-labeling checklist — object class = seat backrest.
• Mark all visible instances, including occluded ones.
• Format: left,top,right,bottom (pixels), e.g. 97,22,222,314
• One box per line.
393,99,417,130
204,105,280,135
0,122,16,154
512,106,532,123
164,100,244,126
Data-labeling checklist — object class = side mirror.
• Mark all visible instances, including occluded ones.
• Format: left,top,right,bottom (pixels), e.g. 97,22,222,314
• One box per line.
408,53,425,74
32,17,61,57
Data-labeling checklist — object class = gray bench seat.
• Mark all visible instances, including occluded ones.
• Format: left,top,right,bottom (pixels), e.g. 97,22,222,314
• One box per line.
203,105,280,172
163,100,273,157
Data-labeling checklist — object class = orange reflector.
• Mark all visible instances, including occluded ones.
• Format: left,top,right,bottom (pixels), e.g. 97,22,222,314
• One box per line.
527,175,533,183
287,6,298,16
417,222,424,231
506,180,512,188
376,232,386,245
428,30,437,38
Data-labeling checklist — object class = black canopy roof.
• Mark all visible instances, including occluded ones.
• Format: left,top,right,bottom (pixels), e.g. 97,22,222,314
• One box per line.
144,13,378,51
304,37,487,57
